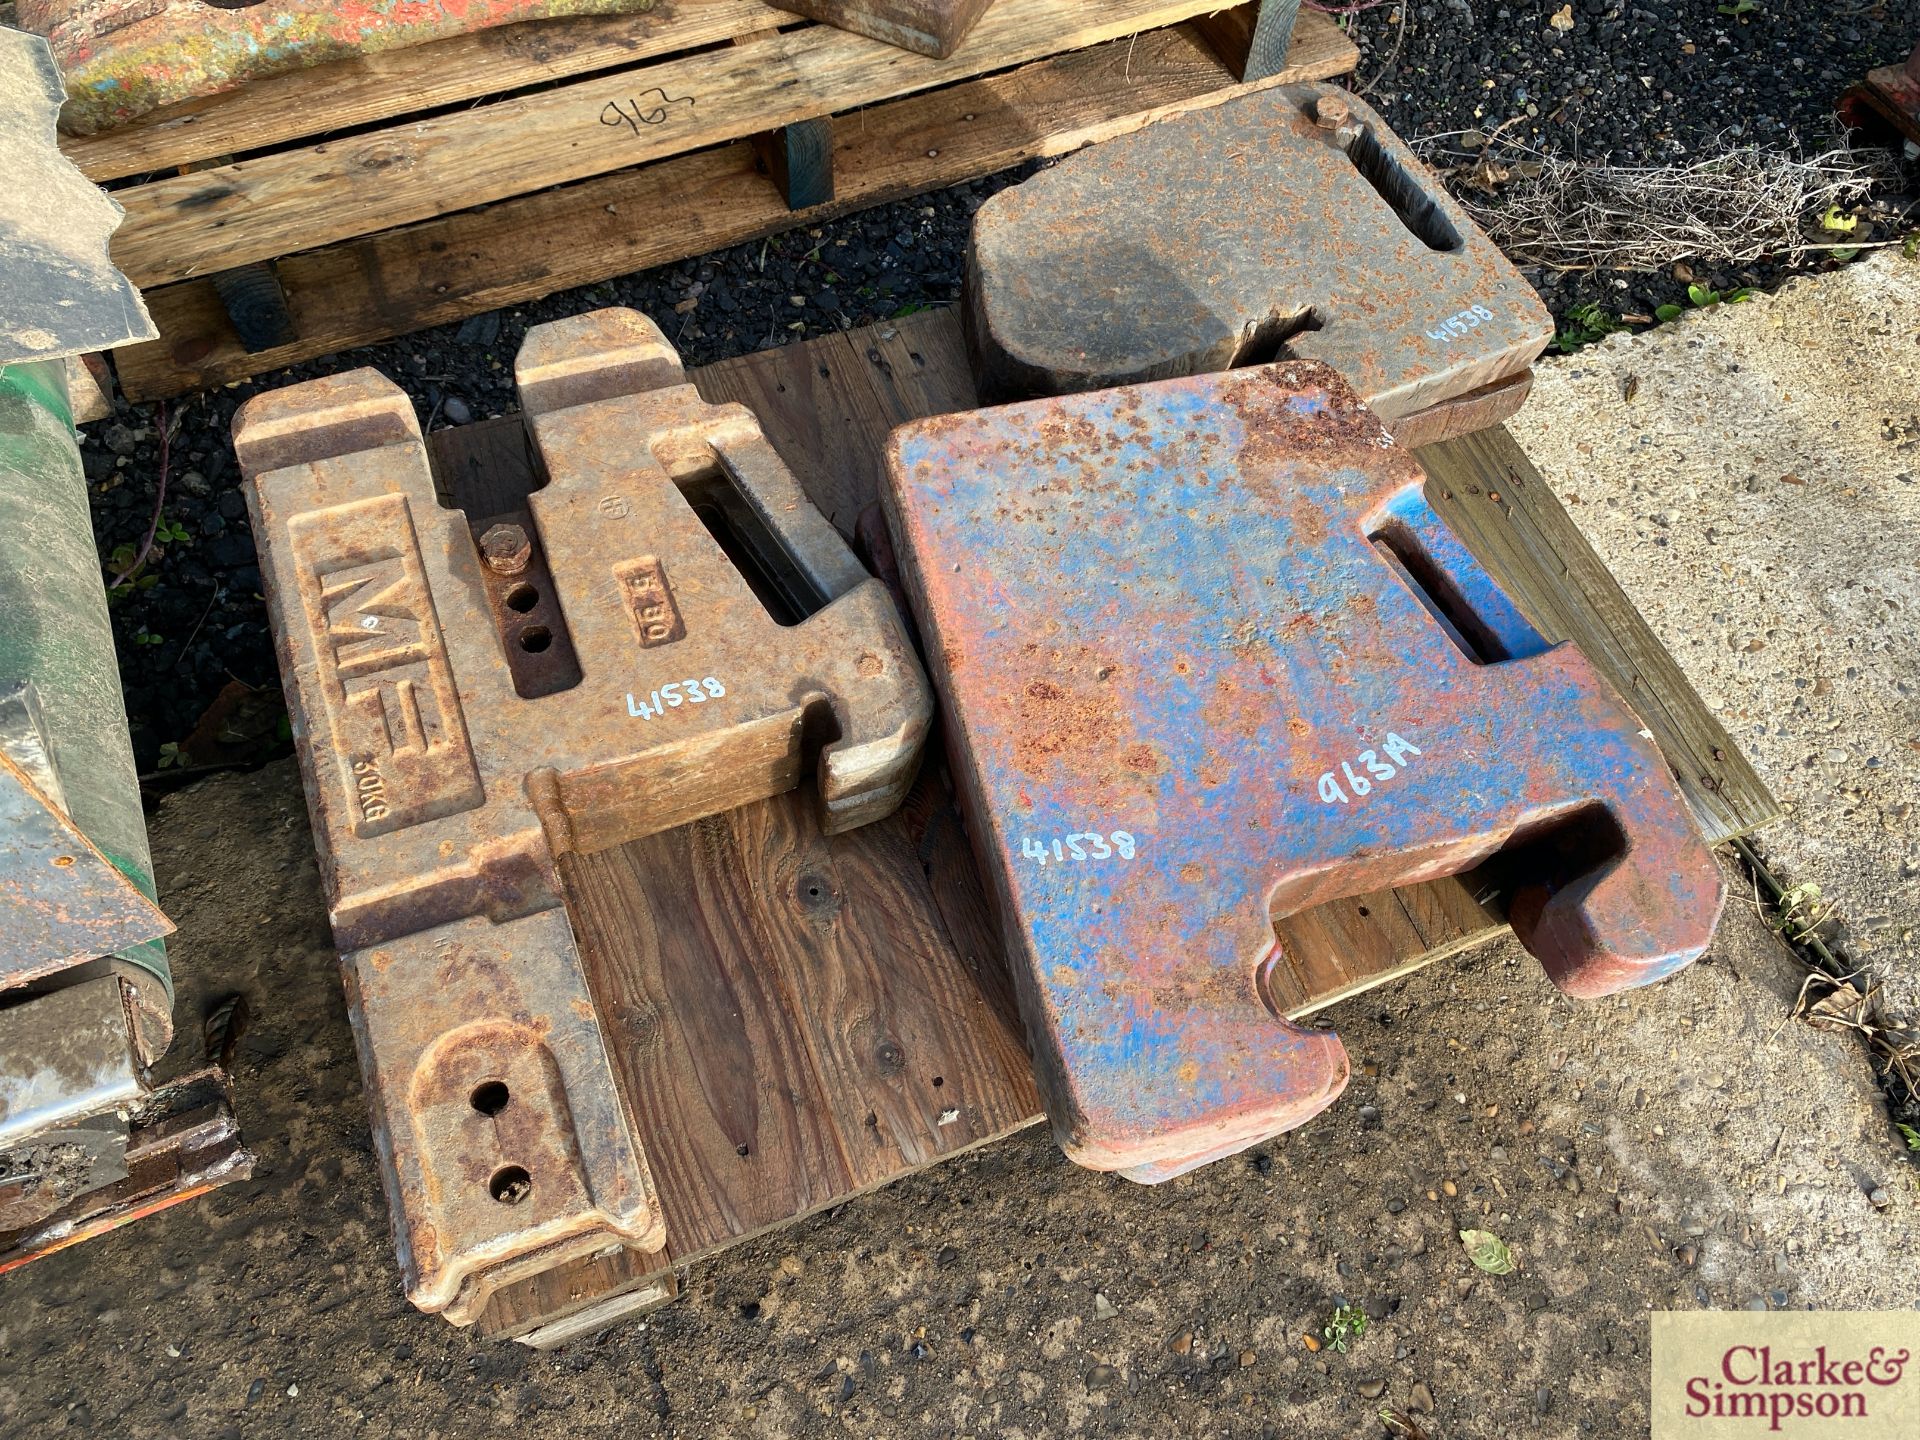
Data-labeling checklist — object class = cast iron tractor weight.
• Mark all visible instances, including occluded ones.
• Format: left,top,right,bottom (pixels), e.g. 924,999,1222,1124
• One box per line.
237,309,931,1321
966,82,1554,429
882,361,1725,1182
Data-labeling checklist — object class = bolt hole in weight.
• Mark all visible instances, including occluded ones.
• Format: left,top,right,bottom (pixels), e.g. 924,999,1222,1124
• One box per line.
519,625,553,653
505,583,539,614
489,1164,532,1205
470,1080,510,1116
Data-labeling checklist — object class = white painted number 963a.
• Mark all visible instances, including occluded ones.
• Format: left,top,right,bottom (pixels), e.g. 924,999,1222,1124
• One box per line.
1318,731,1423,806
627,676,726,720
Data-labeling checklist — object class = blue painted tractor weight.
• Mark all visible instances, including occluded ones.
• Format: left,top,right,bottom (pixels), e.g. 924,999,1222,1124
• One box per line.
881,360,1726,1182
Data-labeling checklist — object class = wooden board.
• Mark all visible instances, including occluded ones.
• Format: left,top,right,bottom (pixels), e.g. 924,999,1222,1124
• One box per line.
60,0,789,184
466,766,1035,1340
429,308,1771,1342
574,776,1037,1207
1194,0,1302,82
105,0,1309,288
111,15,1358,399
1421,431,1781,844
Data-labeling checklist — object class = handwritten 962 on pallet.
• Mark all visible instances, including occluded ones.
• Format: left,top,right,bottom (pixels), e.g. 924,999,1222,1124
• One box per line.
883,360,1725,1184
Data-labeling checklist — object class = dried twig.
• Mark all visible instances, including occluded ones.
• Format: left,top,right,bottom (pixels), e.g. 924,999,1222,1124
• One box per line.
1732,836,1920,1154
1353,2,1410,99
108,400,173,590
1414,137,1902,272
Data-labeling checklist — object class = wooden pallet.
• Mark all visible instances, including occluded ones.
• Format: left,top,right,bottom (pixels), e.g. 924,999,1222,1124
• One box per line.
58,0,1356,401
417,307,1776,1345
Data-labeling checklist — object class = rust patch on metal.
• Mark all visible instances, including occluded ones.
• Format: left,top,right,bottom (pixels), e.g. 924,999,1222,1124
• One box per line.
0,1063,250,1275
1840,41,1920,147
0,749,173,983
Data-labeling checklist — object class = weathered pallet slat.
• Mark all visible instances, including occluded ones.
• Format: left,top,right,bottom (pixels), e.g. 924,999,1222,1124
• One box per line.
107,0,1291,289
59,0,790,184
112,16,1357,400
1194,0,1303,82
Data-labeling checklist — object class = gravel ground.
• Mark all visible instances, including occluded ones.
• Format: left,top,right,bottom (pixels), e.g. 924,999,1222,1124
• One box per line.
83,4,1918,776
11,13,1920,1432
1353,0,1898,159
0,761,1909,1440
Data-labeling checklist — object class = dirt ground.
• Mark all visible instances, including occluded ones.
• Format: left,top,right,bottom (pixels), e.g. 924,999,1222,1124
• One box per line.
7,264,1920,1440
6,127,1920,1440
0,741,1909,1438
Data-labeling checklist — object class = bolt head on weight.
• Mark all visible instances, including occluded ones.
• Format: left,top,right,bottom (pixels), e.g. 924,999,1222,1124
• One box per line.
1313,94,1351,129
479,522,532,575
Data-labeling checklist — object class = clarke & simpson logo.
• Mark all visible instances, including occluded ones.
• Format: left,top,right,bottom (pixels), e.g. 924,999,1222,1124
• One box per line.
1686,1343,1909,1429
1654,1314,1920,1437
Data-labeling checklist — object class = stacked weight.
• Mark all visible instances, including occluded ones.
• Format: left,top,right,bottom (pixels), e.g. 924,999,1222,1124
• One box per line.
238,309,931,1320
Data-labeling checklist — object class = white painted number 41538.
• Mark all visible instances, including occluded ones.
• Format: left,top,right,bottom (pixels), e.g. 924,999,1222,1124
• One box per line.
1427,304,1495,342
627,676,726,720
1023,831,1137,866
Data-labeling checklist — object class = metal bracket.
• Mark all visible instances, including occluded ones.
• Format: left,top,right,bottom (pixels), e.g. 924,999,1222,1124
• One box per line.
1,685,173,985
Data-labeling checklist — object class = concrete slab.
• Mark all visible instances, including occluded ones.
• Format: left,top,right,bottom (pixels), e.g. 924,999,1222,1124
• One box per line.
1510,250,1920,1016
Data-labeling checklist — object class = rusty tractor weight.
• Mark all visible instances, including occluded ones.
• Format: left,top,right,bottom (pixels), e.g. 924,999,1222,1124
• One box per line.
236,309,932,1321
964,83,1555,427
882,360,1725,1182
